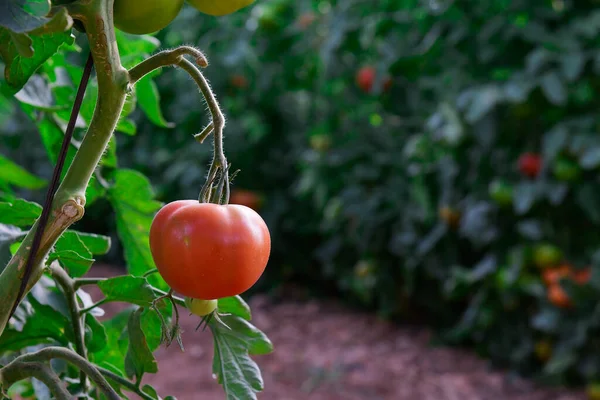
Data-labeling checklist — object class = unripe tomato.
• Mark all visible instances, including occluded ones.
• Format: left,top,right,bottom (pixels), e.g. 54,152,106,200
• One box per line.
547,284,571,308
149,200,271,299
355,66,392,93
517,152,543,178
229,189,264,211
185,297,218,316
553,157,581,182
113,0,184,35
488,180,513,206
186,0,254,16
532,244,563,269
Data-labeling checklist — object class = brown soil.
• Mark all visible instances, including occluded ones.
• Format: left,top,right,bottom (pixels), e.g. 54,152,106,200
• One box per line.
86,265,586,400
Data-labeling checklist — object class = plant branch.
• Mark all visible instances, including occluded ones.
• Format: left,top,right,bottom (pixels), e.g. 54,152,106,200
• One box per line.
79,298,108,315
49,263,88,389
73,277,105,290
96,366,155,400
128,46,208,84
0,361,71,400
15,347,120,400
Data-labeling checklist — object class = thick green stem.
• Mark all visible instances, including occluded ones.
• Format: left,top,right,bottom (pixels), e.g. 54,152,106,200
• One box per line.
0,361,71,400
0,0,128,336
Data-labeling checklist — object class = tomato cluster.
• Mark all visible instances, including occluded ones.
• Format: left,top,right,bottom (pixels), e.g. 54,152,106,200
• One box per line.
149,201,271,300
541,263,591,308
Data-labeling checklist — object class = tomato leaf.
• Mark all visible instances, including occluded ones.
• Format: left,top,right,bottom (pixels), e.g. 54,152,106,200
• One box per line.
210,314,273,400
0,10,74,95
97,276,158,307
108,169,166,289
0,223,25,270
218,296,252,321
125,308,158,381
84,313,108,354
0,0,51,34
0,154,46,190
94,308,134,374
0,199,42,227
135,74,174,129
50,231,95,277
69,231,112,256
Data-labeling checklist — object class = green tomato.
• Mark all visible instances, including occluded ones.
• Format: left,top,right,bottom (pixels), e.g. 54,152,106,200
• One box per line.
113,0,184,35
185,297,218,317
532,244,563,269
488,180,513,206
186,0,254,16
553,158,581,182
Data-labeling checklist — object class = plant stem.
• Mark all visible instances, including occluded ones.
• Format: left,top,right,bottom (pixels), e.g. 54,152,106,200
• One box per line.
73,277,105,290
96,366,155,400
79,298,108,315
50,263,88,389
0,361,71,400
15,347,120,400
0,0,128,336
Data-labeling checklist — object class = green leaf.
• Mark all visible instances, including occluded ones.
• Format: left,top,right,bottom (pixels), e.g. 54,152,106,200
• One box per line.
51,231,95,277
97,276,158,307
94,308,133,374
0,0,51,34
125,308,158,381
0,198,41,226
135,74,174,129
108,169,165,289
70,231,111,256
540,71,567,106
218,296,252,321
0,154,46,189
85,313,108,353
210,315,273,400
0,223,24,269
0,14,74,95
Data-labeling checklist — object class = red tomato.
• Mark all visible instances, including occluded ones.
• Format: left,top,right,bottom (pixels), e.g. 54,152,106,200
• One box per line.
355,66,392,93
149,200,271,299
518,152,543,178
547,284,571,308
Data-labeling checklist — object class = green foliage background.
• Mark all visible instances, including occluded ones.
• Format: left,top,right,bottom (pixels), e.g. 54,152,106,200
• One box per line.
4,0,600,391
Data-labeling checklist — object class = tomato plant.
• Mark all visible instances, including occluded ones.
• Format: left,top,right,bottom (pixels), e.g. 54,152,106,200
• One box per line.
517,152,543,178
0,1,272,399
150,201,271,299
113,0,184,34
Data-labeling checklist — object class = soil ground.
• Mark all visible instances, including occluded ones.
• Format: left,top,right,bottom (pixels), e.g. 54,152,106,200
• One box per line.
87,265,586,400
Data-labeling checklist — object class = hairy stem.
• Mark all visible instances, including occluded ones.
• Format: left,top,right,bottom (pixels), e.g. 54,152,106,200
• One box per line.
0,361,71,400
15,347,120,400
50,263,88,389
0,0,128,336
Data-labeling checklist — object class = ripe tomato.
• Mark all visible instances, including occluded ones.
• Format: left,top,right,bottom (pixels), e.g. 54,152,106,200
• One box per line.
113,0,184,35
541,264,571,285
355,66,392,93
532,244,563,269
553,157,581,182
572,267,592,285
229,189,264,211
149,200,271,299
185,297,218,316
517,152,543,178
547,284,571,308
488,180,513,206
186,0,254,16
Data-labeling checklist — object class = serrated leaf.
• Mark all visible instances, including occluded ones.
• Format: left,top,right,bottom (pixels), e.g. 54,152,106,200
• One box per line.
108,169,166,289
125,308,158,381
97,276,157,307
0,198,41,226
0,23,74,95
210,314,273,400
218,296,252,321
135,75,174,129
0,154,46,189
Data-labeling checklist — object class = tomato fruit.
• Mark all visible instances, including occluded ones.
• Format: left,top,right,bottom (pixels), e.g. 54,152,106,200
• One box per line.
149,200,271,299
541,264,571,285
572,267,592,285
113,0,184,35
547,284,571,308
355,66,392,93
517,152,542,178
229,189,264,211
185,297,218,316
553,157,581,182
532,244,563,269
186,0,254,16
488,180,513,206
